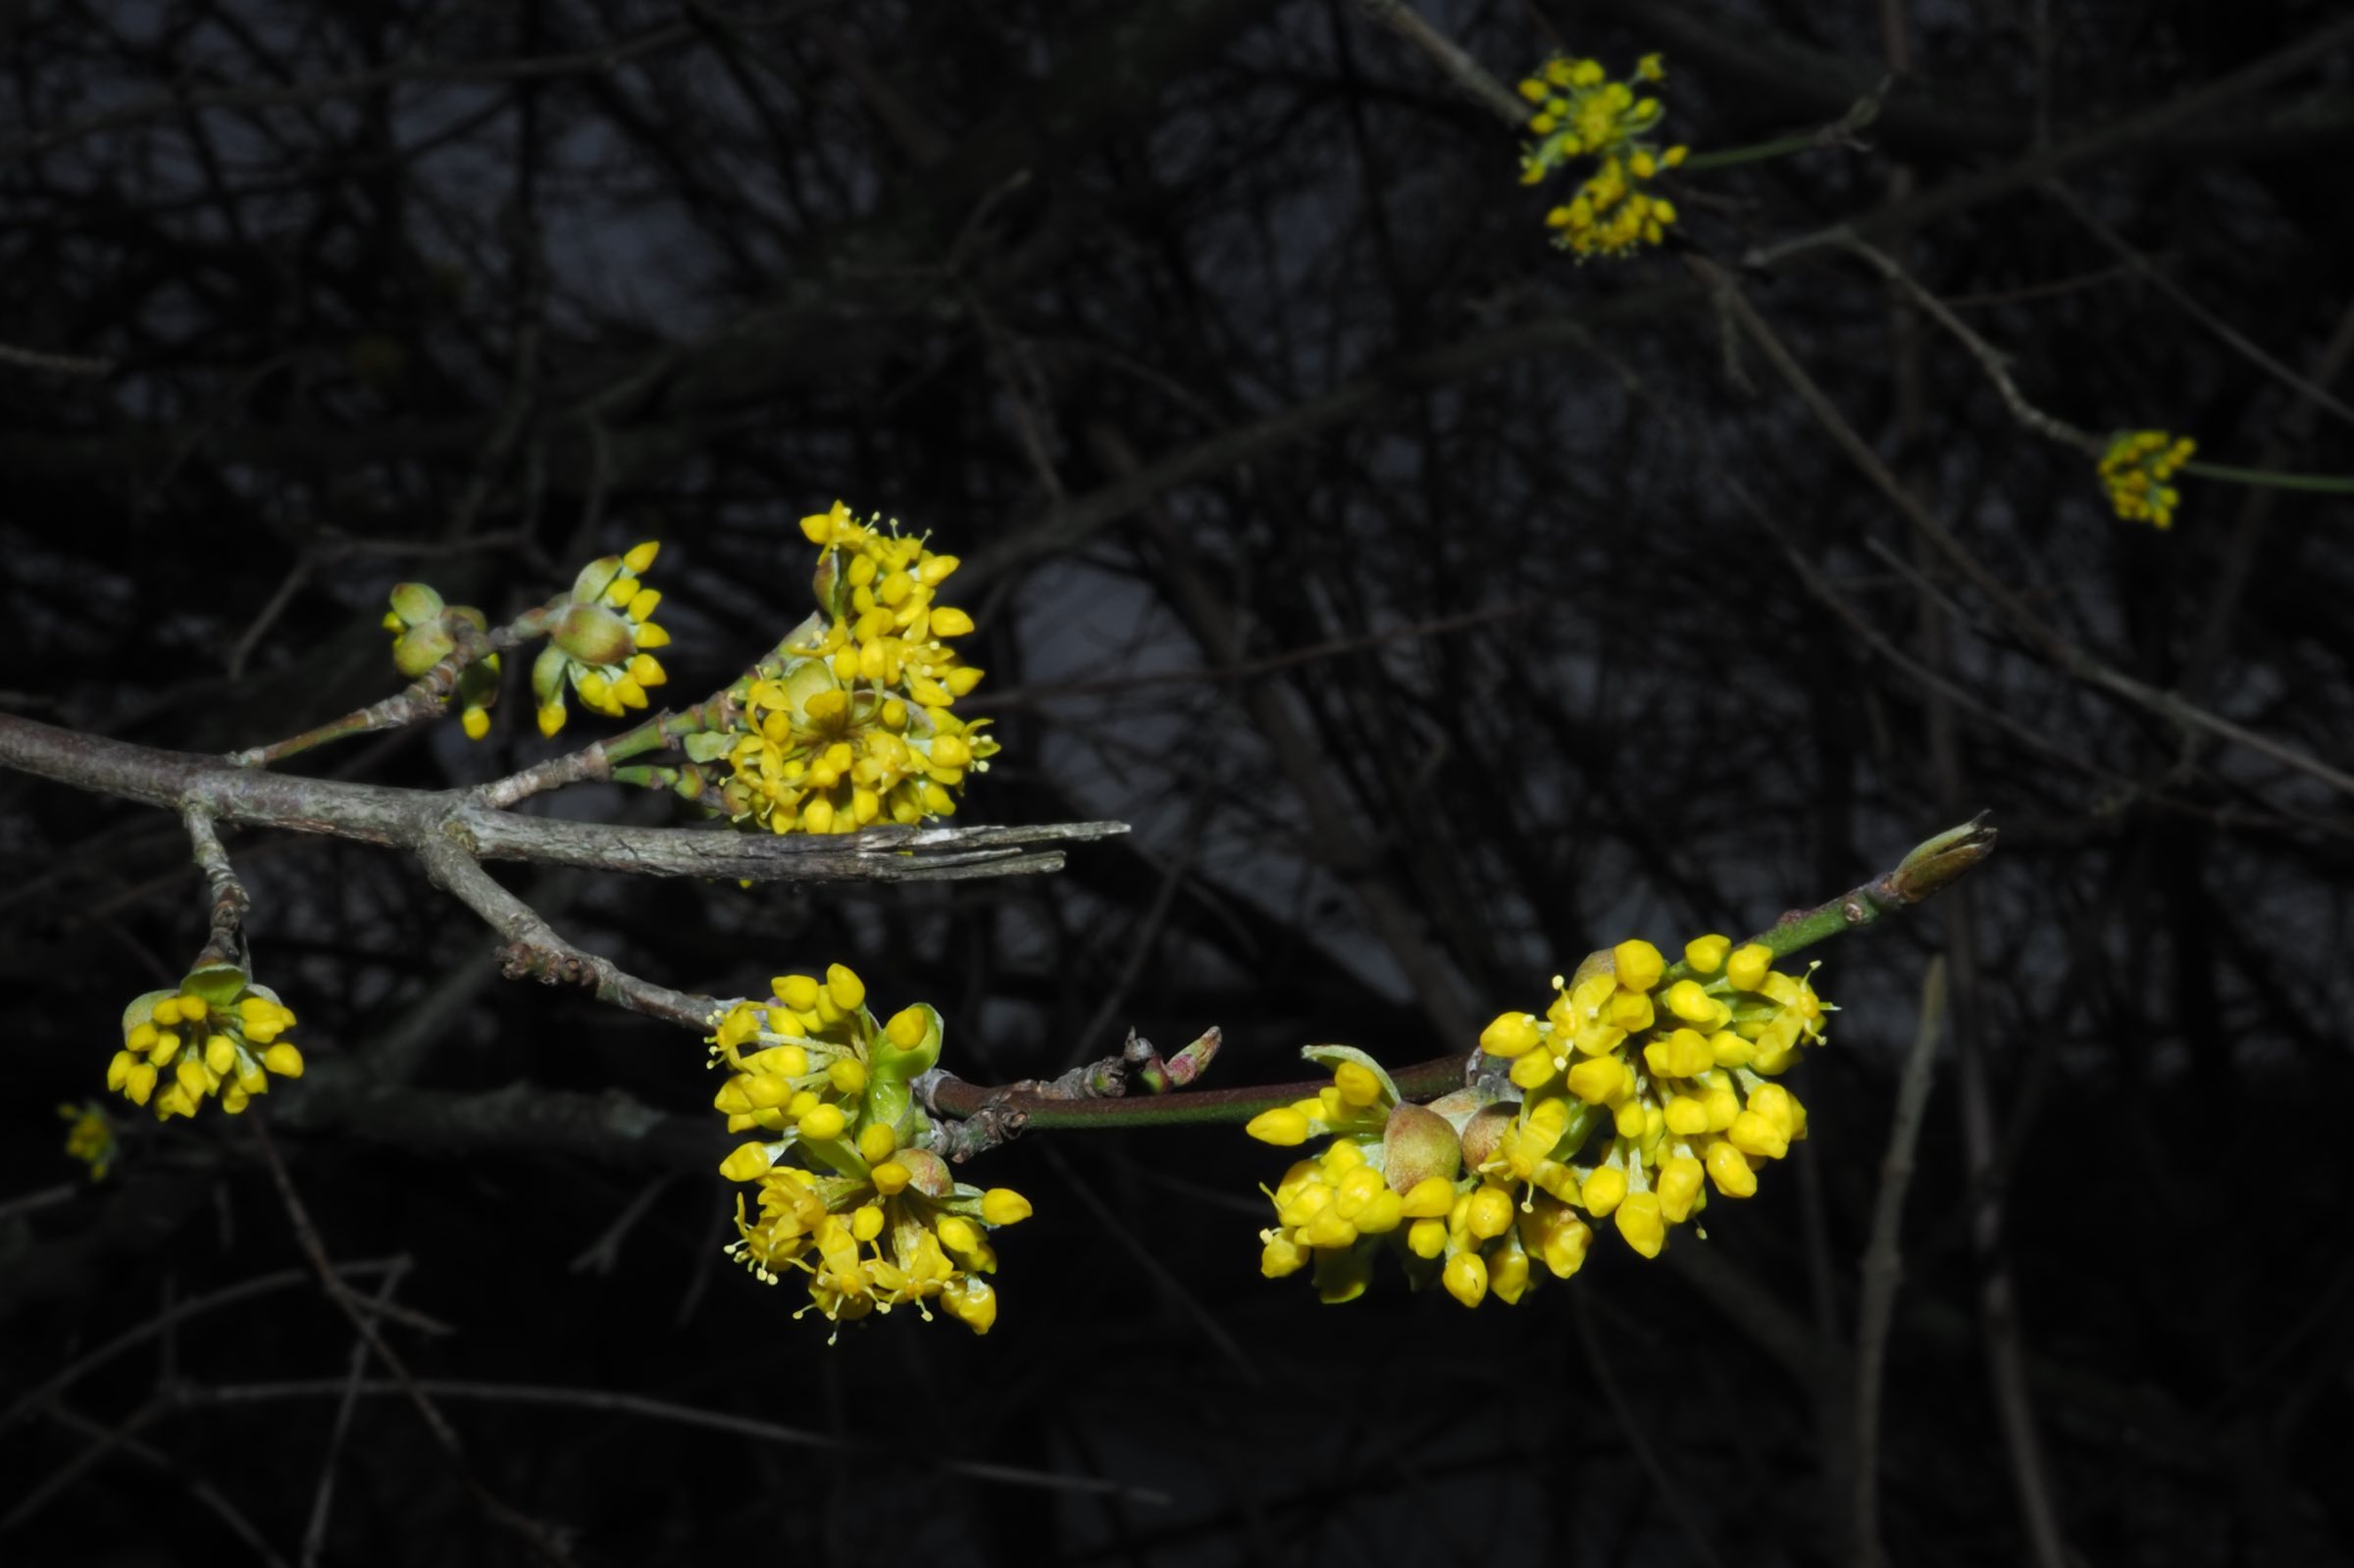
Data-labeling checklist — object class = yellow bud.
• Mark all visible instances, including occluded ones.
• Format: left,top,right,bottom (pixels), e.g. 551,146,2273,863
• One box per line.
827,1058,868,1094
203,1036,236,1075
1616,1192,1666,1258
1332,1061,1383,1108
461,707,491,741
1704,1135,1761,1195
1565,1056,1622,1105
1246,1107,1312,1146
1480,1012,1543,1058
1685,935,1731,973
1400,1176,1458,1218
796,1102,847,1141
825,964,865,1011
1663,1094,1711,1136
1581,1166,1627,1216
1510,1050,1558,1089
1664,980,1724,1026
870,1161,912,1195
1612,939,1664,990
850,1204,885,1242
857,1123,897,1163
1726,1110,1789,1160
621,540,660,573
931,606,975,637
1443,1251,1490,1308
776,974,821,1011
719,1141,774,1182
1490,1242,1532,1305
1725,942,1772,990
1657,1156,1706,1223
1407,1217,1449,1259
981,1189,1033,1226
1465,1187,1514,1240
1261,1232,1311,1278
262,1042,304,1079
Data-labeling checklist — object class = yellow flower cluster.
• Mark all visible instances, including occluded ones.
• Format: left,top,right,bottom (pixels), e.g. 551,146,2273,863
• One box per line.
710,963,1029,1335
1478,936,1827,1259
530,541,673,736
1246,937,1831,1307
1517,53,1687,259
107,977,304,1120
718,504,996,835
2098,430,2195,530
59,1100,117,1180
1248,1055,1593,1308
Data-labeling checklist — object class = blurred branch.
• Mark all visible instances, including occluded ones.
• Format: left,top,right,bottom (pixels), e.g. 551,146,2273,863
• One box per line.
1849,958,1948,1568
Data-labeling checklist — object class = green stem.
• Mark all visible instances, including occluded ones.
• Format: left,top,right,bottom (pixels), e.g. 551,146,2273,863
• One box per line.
1680,132,1819,171
933,816,1996,1132
2180,460,2354,495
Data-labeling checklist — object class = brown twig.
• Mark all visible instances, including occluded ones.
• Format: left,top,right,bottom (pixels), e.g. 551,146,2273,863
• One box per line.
249,1117,581,1566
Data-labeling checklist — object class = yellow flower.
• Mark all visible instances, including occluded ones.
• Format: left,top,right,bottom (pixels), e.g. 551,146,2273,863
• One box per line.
709,964,1026,1335
1517,53,1689,259
1475,938,1830,1259
717,507,997,835
530,540,671,736
2097,430,2196,530
107,972,304,1122
59,1100,117,1180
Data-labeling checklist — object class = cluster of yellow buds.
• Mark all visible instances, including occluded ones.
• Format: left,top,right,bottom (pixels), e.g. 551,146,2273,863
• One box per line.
107,970,305,1120
59,1100,117,1180
1247,936,1831,1306
715,503,996,835
382,583,501,739
1516,54,1687,259
710,962,1030,1335
1249,1050,1596,1308
2097,430,2196,530
529,541,672,736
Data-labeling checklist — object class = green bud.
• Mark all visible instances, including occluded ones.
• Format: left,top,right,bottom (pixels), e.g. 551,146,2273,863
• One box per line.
180,963,251,1008
530,643,569,707
570,553,625,605
550,602,635,667
392,622,455,677
893,1146,954,1198
386,582,445,628
1381,1101,1463,1194
872,1002,944,1081
1893,815,1997,903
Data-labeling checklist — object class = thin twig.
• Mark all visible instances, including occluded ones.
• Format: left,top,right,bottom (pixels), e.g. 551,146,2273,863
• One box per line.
184,1379,1170,1503
249,1117,580,1565
1849,958,1948,1568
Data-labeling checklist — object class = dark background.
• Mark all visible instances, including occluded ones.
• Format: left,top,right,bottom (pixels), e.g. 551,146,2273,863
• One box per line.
4,1,2353,1563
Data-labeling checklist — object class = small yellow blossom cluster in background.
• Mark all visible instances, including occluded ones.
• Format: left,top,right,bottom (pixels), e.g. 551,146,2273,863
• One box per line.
107,972,304,1120
1247,937,1831,1307
715,503,997,835
2097,430,2196,530
382,584,501,739
529,541,673,736
710,962,1029,1335
59,1100,117,1180
1516,53,1687,259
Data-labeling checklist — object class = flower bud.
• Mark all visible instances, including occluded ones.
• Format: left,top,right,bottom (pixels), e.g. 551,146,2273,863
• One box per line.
386,582,445,628
1380,1101,1462,1194
550,602,637,667
893,1147,955,1198
391,622,454,677
1457,1101,1515,1171
872,1002,943,1080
